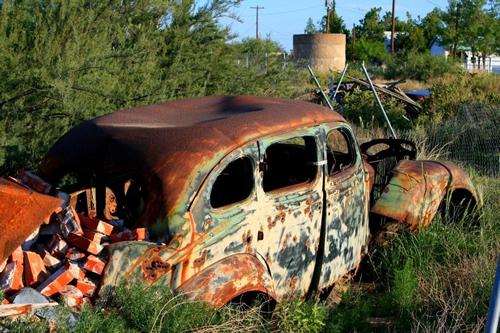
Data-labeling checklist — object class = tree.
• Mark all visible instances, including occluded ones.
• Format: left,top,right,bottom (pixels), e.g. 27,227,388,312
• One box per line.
357,7,386,41
320,1,348,34
0,0,306,174
395,13,427,53
304,17,317,34
419,8,444,49
238,37,283,54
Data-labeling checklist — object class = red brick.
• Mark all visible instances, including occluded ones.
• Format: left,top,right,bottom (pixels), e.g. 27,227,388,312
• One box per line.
23,251,48,286
76,278,97,297
17,170,52,194
0,259,6,273
83,230,106,244
0,262,24,292
57,206,83,237
21,227,40,251
83,255,106,275
10,247,24,264
47,234,69,257
60,285,83,307
109,228,148,243
78,215,115,236
36,263,80,297
65,248,87,261
41,251,61,270
66,233,103,255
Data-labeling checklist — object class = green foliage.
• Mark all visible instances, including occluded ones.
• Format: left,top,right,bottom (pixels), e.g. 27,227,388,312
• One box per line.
425,73,500,123
394,14,427,53
340,88,411,131
237,37,283,54
353,37,387,64
0,0,306,176
0,317,49,333
274,299,327,333
74,306,132,333
441,0,499,58
356,7,385,41
420,8,445,49
390,259,418,312
304,17,317,34
384,52,463,81
113,284,223,332
319,1,348,34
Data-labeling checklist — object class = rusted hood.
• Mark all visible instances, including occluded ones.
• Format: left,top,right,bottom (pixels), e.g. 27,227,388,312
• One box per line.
0,178,63,263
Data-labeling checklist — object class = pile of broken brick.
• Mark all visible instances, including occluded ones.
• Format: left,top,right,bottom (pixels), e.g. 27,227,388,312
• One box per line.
0,171,148,318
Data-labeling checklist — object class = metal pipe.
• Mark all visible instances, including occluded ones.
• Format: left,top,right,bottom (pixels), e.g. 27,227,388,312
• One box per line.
332,63,349,102
307,65,334,111
485,258,500,333
361,62,397,138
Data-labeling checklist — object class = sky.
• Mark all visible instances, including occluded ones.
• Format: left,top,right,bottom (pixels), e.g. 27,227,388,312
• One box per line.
221,0,451,51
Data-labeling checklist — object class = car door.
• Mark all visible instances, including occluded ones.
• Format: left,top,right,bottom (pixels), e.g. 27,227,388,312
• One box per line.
253,127,325,299
318,123,370,290
187,143,262,281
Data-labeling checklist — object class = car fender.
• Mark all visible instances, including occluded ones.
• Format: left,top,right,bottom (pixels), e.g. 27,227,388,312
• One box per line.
178,253,276,308
370,160,478,230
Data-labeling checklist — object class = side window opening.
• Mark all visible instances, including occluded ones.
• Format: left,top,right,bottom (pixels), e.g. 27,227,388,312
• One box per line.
327,128,355,175
210,156,254,209
262,136,317,193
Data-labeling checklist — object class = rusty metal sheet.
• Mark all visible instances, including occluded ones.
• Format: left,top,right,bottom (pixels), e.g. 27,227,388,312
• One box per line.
0,178,63,263
370,160,478,230
39,96,346,229
178,254,275,308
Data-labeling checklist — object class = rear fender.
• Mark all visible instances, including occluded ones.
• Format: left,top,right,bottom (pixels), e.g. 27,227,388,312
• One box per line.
370,160,478,230
178,253,276,308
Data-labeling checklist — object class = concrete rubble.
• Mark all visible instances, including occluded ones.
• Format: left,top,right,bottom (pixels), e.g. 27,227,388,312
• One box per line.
0,170,148,320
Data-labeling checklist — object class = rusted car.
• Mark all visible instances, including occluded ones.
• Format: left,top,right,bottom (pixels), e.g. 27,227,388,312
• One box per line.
9,95,477,307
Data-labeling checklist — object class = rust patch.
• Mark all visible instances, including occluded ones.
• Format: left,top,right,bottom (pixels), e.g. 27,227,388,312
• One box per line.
0,178,63,263
242,230,253,253
193,250,209,273
140,248,172,284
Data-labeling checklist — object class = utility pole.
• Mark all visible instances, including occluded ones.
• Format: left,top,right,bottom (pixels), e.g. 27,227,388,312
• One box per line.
251,6,264,40
325,1,330,33
391,0,396,52
352,24,356,61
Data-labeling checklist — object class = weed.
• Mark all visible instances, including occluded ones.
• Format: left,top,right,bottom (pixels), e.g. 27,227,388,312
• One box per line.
273,299,327,333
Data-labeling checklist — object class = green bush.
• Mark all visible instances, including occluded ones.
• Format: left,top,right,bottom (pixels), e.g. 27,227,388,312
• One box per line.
273,299,327,333
384,52,463,81
340,88,412,131
424,73,500,124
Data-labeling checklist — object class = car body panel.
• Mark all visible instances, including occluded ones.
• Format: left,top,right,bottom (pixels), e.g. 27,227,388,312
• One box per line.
318,124,370,289
370,160,479,230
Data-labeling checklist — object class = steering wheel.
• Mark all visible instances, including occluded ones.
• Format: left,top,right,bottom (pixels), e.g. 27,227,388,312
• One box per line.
360,138,417,162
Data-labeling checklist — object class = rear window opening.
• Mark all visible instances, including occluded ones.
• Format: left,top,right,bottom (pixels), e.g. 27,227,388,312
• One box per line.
62,173,146,229
262,136,317,192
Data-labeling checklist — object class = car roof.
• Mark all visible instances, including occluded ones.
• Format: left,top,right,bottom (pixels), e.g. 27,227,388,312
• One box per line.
40,95,345,224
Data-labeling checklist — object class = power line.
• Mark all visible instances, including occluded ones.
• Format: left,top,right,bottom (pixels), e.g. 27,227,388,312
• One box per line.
240,5,323,18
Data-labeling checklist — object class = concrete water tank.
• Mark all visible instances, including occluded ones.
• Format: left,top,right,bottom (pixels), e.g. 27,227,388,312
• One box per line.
293,33,346,72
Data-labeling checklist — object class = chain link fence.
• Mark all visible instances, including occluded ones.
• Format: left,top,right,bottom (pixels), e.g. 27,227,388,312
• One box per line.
412,104,499,177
